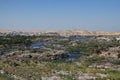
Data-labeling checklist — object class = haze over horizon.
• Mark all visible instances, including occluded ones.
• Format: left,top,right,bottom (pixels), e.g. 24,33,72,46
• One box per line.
0,0,120,32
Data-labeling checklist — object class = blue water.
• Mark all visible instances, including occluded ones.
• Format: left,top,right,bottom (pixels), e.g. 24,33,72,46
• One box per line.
66,53,83,60
30,42,83,60
30,42,43,49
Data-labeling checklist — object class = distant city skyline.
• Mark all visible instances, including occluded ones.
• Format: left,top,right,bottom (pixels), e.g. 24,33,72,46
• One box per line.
0,0,120,32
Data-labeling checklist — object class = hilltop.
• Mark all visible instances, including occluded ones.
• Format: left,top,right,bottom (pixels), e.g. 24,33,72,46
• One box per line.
0,30,11,33
0,29,120,36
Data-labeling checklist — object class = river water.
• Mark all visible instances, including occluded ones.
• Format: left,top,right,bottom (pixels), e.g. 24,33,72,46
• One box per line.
30,42,83,60
66,53,83,60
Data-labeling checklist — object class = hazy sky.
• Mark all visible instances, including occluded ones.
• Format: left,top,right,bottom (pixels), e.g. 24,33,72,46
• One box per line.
0,0,120,31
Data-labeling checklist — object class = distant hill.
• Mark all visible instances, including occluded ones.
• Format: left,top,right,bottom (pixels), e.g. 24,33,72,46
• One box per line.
0,30,11,33
0,29,120,36
57,30,120,36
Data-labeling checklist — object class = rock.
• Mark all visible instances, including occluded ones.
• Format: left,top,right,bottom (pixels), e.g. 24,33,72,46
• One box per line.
76,72,107,80
18,50,68,60
96,73,107,78
77,74,96,80
89,64,110,69
41,76,61,80
52,70,70,75
0,70,4,74
99,46,120,59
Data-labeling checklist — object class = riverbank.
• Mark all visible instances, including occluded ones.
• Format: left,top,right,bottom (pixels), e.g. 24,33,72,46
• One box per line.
0,35,120,80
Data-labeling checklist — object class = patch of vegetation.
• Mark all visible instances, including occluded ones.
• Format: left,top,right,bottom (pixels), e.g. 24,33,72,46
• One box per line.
67,39,120,55
67,41,102,55
58,74,75,80
0,73,11,80
96,70,120,80
0,36,32,46
85,56,104,63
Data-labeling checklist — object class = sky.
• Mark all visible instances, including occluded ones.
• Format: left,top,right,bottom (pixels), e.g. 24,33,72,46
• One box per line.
0,0,120,31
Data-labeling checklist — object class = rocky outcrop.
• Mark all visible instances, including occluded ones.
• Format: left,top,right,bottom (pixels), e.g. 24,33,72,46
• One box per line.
41,70,107,80
41,76,61,80
76,73,107,80
99,46,120,59
18,50,68,60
